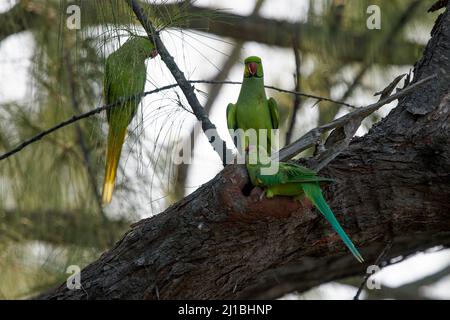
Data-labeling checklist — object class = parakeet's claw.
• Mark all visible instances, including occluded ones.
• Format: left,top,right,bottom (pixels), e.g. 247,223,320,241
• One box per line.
259,191,266,201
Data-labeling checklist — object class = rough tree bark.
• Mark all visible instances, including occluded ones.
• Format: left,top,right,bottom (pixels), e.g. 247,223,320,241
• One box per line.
39,6,450,299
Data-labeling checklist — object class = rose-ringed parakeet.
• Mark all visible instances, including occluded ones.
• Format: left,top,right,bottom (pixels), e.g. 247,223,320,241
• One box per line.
102,36,158,205
246,146,364,263
226,56,279,155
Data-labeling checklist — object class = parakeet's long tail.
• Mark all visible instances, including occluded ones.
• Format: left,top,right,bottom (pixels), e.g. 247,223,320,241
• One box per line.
302,183,364,263
102,127,127,205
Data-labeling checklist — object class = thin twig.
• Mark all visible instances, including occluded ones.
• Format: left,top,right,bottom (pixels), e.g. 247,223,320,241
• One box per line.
126,0,232,165
193,80,358,108
64,51,104,212
274,73,437,162
64,47,118,246
354,241,393,300
266,83,357,108
0,80,353,162
0,94,133,161
286,32,302,144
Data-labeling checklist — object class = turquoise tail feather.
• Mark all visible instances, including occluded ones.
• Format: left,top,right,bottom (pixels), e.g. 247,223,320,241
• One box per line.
301,183,364,263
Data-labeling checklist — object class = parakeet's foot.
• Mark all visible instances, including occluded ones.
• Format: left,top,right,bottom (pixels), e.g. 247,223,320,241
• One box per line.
259,191,266,201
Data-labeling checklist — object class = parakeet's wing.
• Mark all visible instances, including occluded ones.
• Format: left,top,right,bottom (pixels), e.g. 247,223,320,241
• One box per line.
255,162,333,186
281,162,317,176
226,103,239,148
106,56,145,124
279,162,334,183
268,97,279,129
226,103,237,130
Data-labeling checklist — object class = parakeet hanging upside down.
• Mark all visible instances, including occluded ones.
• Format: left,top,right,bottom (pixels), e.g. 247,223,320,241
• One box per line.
246,146,364,263
226,56,279,155
102,36,158,205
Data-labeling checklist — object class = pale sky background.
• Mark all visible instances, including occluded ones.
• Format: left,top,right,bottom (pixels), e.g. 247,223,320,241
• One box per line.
0,0,449,299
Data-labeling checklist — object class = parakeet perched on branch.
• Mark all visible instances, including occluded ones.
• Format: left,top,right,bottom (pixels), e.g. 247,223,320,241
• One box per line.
102,36,158,205
246,146,364,263
226,56,279,155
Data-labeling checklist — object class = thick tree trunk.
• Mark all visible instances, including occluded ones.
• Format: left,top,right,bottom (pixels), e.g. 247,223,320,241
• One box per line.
39,7,450,300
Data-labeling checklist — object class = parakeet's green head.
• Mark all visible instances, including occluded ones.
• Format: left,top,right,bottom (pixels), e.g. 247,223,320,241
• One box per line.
125,36,158,59
244,56,263,78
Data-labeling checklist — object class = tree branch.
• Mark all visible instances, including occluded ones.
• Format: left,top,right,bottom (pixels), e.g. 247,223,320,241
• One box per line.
37,5,450,300
354,241,392,300
0,81,351,162
126,0,232,165
274,73,437,164
285,33,302,145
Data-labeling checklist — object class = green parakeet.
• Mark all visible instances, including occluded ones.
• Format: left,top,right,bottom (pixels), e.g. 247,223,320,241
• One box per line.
246,146,364,263
102,36,158,205
226,56,279,155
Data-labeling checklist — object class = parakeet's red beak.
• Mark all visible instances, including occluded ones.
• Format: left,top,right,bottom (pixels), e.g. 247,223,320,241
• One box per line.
150,49,158,58
247,62,257,76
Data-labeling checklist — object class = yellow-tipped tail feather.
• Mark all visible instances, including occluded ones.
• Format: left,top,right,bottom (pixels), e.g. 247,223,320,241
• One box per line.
102,128,127,205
